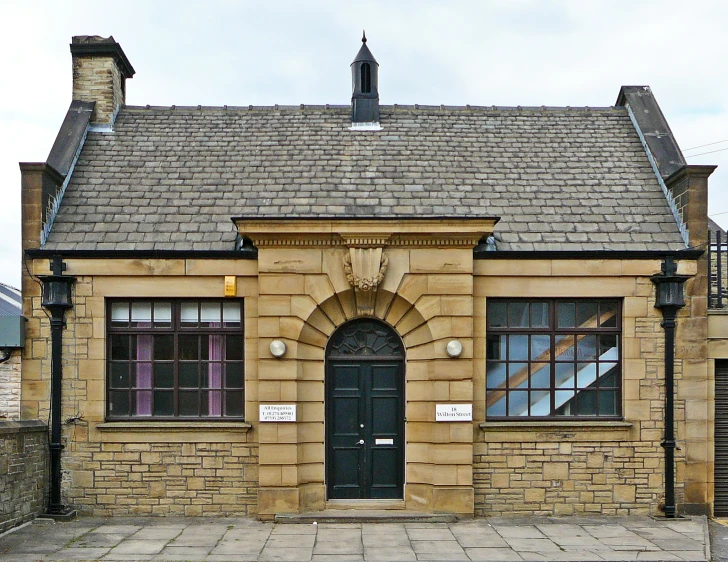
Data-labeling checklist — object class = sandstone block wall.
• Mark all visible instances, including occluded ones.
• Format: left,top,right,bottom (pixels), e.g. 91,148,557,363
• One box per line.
473,258,709,516
0,420,48,533
65,440,258,516
255,244,477,517
21,258,260,516
20,252,712,517
72,55,124,124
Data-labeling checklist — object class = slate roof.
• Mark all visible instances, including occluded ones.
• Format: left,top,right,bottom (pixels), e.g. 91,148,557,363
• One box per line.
0,283,22,317
43,104,687,252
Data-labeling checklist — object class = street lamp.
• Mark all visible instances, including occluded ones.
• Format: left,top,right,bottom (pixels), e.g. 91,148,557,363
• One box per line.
650,256,690,519
38,256,76,518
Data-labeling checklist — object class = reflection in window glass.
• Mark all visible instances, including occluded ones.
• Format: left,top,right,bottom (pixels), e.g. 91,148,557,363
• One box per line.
487,396,506,417
530,335,549,360
555,335,575,362
600,391,618,415
530,390,550,416
486,299,620,419
600,335,618,357
508,335,529,361
530,302,549,328
557,302,575,328
508,302,529,328
600,301,618,327
486,335,503,361
508,363,529,389
487,302,507,328
508,391,528,416
486,363,506,389
530,364,550,388
576,302,598,328
577,335,597,362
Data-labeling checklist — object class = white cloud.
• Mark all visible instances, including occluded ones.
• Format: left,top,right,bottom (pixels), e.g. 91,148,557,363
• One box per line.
1,0,727,287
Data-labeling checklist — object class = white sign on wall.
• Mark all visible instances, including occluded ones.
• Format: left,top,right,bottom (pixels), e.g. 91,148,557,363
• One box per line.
259,404,297,422
436,404,473,422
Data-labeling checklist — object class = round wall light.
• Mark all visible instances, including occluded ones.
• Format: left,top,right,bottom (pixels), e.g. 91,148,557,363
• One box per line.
270,340,287,358
446,340,463,358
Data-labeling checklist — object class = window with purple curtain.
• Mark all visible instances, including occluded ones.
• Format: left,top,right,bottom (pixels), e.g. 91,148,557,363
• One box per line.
107,300,244,419
208,331,223,417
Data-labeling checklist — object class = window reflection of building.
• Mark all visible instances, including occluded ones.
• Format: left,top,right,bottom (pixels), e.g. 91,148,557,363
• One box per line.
486,299,620,418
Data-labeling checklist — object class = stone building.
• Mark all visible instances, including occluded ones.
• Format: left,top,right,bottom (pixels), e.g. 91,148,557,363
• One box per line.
18,34,727,519
0,283,24,420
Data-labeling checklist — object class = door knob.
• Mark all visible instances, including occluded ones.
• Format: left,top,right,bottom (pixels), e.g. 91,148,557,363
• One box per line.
357,439,365,445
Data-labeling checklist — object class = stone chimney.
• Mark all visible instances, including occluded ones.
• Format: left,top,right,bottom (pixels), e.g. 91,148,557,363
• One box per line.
70,35,135,125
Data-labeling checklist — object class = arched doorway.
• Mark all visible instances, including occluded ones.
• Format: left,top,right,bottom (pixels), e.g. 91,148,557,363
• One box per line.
326,318,405,500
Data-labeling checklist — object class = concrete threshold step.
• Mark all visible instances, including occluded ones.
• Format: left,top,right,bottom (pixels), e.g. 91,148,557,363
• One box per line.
275,509,458,524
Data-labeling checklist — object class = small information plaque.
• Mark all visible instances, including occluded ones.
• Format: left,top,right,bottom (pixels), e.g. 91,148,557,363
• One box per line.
436,404,473,422
259,404,297,422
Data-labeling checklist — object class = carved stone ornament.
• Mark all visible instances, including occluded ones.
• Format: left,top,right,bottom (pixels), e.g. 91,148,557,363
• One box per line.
343,248,388,316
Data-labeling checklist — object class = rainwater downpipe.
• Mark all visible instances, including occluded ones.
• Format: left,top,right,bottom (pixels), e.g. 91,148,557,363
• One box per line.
650,256,689,518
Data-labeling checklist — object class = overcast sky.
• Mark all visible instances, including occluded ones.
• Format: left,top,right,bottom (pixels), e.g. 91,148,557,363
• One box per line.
1,0,727,288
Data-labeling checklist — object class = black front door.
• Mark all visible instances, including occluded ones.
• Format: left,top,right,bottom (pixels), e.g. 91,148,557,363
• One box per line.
326,319,404,500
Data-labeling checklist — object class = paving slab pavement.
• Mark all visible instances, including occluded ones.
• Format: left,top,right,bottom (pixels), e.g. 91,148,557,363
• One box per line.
0,515,710,561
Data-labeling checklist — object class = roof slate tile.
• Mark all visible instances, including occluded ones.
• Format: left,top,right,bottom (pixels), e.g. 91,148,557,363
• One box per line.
42,105,686,252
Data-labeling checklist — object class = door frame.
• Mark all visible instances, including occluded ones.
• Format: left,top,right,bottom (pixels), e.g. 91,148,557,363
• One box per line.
324,318,406,500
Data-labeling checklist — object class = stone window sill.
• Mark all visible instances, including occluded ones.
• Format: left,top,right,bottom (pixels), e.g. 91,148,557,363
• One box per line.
96,421,252,443
479,420,633,442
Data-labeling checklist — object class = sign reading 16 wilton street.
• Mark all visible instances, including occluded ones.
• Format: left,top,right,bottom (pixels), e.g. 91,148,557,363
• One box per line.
435,404,473,421
259,404,297,422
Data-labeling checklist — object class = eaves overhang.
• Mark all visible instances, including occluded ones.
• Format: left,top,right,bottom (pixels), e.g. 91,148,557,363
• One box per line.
474,249,704,260
232,216,499,248
25,249,258,260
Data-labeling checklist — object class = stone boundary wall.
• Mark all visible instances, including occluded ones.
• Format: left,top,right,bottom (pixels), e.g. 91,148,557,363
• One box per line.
0,349,22,420
0,420,48,533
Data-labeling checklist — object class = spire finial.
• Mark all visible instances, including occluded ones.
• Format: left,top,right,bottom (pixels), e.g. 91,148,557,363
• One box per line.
362,30,367,43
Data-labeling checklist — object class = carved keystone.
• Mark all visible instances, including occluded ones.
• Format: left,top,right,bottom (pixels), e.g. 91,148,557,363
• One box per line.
343,248,388,316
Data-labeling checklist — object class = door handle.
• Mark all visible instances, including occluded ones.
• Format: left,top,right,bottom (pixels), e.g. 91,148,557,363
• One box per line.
357,439,365,445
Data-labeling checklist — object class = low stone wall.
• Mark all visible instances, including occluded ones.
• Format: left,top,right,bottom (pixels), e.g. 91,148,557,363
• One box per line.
0,420,48,533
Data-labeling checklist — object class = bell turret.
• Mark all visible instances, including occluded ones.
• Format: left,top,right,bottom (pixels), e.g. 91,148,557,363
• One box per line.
351,32,379,124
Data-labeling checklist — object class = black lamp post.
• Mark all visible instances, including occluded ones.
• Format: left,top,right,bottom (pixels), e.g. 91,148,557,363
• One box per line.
38,256,76,517
651,256,690,518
